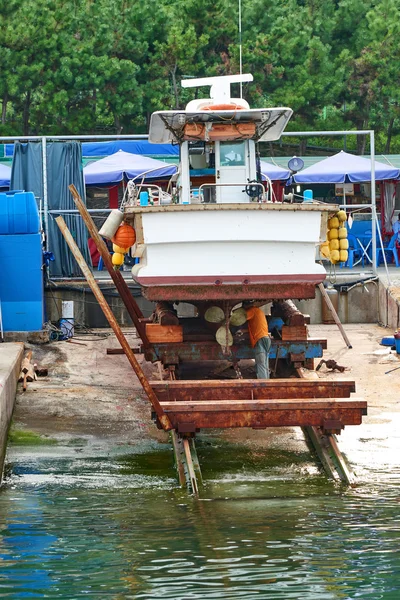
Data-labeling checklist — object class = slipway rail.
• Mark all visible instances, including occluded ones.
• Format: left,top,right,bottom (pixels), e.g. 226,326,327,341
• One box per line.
58,188,367,493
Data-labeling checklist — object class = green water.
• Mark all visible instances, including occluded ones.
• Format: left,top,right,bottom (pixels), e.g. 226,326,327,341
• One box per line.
1,419,399,599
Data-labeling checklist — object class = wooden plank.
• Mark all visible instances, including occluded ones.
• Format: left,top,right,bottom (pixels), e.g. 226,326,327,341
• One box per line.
134,214,144,244
327,433,356,485
67,185,150,348
150,378,357,401
303,426,340,482
281,325,308,341
304,426,356,486
160,398,367,412
56,215,173,432
183,438,199,496
145,324,183,343
170,431,187,488
318,283,352,348
133,243,145,258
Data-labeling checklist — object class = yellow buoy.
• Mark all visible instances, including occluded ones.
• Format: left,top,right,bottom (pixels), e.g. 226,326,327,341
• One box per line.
340,250,348,263
338,227,347,239
339,238,349,250
112,252,125,266
329,239,340,251
328,216,340,229
328,228,339,240
330,249,340,263
112,243,129,254
320,242,331,258
336,210,347,222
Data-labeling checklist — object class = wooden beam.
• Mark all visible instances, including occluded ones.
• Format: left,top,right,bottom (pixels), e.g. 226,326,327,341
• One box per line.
183,438,199,496
68,184,151,349
303,426,356,486
56,215,172,431
318,283,352,349
170,431,187,488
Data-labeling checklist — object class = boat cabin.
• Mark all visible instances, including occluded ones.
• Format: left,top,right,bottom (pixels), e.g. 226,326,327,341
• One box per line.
148,74,293,205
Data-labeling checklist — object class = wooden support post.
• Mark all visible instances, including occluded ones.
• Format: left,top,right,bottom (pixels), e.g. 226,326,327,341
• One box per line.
303,426,339,481
170,431,187,488
318,283,352,349
183,437,199,496
189,438,203,486
326,432,355,485
297,367,355,485
68,184,151,349
56,215,173,432
303,426,355,486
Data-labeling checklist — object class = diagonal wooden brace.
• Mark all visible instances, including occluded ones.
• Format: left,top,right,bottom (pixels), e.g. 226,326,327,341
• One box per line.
56,215,172,431
68,184,151,349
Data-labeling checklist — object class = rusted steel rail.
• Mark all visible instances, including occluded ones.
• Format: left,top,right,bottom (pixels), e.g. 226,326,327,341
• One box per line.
150,379,356,401
56,215,173,431
68,184,151,350
158,398,366,432
140,281,320,302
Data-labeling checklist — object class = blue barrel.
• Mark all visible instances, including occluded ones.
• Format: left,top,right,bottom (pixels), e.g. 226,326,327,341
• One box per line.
0,191,39,234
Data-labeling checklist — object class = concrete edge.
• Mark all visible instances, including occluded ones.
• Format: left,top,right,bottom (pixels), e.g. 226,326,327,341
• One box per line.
0,342,25,484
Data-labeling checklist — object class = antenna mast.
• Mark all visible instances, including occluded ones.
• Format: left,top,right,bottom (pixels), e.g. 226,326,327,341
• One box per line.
239,0,243,97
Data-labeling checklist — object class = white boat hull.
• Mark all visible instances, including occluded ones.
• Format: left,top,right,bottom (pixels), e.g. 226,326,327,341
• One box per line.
125,203,333,301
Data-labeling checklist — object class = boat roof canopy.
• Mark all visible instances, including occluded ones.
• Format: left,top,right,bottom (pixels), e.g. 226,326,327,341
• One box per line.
149,108,293,144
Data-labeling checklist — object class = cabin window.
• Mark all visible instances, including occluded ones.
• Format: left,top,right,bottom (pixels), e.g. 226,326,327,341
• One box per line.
220,142,245,167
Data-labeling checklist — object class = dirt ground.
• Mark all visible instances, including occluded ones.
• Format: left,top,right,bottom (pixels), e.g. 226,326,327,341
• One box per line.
13,323,400,449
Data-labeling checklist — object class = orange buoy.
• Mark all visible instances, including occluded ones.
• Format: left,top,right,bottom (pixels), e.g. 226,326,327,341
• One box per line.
112,223,136,248
201,103,244,111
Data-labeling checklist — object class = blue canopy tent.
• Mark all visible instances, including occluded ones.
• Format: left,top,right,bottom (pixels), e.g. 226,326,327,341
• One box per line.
293,151,400,183
83,150,177,185
260,160,290,181
81,140,179,158
0,163,11,187
5,140,180,158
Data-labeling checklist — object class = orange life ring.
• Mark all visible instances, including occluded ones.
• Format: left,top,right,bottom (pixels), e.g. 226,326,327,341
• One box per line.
201,103,244,111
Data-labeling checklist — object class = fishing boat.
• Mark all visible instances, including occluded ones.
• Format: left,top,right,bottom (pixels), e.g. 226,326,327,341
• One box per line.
122,73,336,302
63,74,366,490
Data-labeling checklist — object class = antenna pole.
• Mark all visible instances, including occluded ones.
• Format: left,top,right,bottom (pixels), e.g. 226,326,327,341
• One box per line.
239,0,243,97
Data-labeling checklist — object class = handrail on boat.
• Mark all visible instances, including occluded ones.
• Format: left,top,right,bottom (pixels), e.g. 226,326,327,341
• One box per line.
198,181,268,203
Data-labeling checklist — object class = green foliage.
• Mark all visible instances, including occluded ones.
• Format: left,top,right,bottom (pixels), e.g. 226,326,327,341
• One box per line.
0,0,399,151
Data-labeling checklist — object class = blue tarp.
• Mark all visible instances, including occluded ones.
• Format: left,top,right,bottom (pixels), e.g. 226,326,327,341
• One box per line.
294,151,400,184
260,160,290,181
83,150,177,185
0,163,11,187
5,140,179,158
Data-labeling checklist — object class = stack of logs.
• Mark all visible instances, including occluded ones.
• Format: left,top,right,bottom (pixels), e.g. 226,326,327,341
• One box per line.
18,350,48,391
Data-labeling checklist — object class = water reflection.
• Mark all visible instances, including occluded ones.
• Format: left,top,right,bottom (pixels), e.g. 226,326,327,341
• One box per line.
0,433,399,599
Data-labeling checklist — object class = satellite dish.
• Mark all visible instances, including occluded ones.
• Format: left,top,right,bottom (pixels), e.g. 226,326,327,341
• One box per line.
288,156,304,173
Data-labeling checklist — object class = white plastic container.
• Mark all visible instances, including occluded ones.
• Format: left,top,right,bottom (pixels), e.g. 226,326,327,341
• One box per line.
99,209,124,239
60,300,74,338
